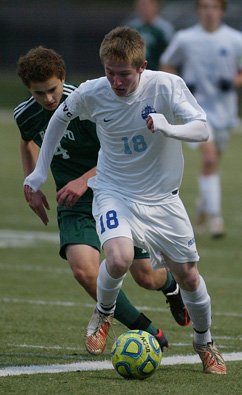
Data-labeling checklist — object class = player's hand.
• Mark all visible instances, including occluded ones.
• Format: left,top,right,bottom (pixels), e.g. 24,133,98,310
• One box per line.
56,178,88,208
146,114,171,136
23,186,50,225
217,78,233,92
146,115,155,133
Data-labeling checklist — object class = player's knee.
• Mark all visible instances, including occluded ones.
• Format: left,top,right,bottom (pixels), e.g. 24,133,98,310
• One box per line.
178,268,200,292
202,156,217,174
70,263,96,286
106,248,133,277
182,273,200,291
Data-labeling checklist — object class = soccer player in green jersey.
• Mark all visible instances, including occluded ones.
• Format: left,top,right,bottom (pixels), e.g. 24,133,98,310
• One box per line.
14,46,190,353
125,0,174,70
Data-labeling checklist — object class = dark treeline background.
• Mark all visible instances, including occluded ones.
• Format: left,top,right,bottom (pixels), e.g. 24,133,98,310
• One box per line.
1,0,241,76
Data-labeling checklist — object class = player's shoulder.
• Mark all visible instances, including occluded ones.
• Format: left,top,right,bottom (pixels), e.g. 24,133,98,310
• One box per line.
176,24,200,39
13,96,42,126
144,69,184,90
169,24,199,46
153,16,175,36
221,24,242,39
76,76,108,97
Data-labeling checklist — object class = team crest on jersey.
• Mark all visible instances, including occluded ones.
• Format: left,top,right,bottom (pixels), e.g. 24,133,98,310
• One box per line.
141,105,156,120
219,48,228,57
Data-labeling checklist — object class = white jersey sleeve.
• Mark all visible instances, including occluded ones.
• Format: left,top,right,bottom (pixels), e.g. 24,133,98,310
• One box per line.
24,115,69,191
160,30,184,68
23,77,105,191
160,24,242,130
149,114,209,142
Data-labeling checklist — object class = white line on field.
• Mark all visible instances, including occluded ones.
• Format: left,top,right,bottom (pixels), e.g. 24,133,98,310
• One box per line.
0,229,236,262
7,334,241,352
0,229,59,248
1,297,242,318
0,352,241,377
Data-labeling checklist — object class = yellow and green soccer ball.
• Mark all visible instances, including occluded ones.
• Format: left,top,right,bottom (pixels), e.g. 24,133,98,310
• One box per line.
111,330,162,380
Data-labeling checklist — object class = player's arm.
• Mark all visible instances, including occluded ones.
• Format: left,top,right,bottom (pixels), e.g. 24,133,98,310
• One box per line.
56,166,97,208
21,138,38,176
24,109,70,195
233,70,242,89
21,138,50,225
159,32,181,75
146,115,209,143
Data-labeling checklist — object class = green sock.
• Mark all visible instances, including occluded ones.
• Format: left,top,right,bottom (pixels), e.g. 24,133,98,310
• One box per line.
145,323,159,337
114,290,158,336
114,289,140,326
158,268,176,294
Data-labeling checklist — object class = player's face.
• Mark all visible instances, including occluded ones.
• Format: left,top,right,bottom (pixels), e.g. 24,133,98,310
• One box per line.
104,59,147,97
197,0,224,31
29,76,65,111
137,0,159,24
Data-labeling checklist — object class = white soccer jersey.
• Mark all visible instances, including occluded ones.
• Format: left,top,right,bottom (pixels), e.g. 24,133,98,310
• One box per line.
55,70,206,204
161,24,242,130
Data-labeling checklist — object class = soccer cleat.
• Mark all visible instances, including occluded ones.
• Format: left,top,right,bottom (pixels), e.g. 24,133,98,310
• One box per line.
166,284,191,326
193,340,226,374
209,216,226,239
84,306,114,355
155,328,169,352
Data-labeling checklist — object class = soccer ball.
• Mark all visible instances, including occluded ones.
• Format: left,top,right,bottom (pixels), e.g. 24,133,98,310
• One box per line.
111,329,162,380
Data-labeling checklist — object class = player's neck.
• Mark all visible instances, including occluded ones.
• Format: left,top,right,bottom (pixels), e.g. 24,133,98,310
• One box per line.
202,22,221,33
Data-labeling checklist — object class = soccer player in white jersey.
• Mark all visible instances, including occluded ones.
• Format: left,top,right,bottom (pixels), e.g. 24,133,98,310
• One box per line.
160,0,242,238
24,26,226,374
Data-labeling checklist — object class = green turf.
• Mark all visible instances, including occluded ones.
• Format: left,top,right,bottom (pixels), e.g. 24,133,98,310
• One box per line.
0,116,242,394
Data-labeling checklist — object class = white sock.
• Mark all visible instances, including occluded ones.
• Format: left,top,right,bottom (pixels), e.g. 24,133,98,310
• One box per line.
97,259,126,314
181,276,212,344
199,174,221,216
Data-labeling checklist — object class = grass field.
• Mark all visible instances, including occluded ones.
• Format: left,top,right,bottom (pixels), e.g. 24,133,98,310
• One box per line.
0,113,242,394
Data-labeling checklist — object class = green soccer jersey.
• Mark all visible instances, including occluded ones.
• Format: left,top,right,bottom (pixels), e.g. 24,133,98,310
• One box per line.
14,82,100,212
127,22,168,71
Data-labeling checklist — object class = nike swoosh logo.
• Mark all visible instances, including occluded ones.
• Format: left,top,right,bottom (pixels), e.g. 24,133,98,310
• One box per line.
104,118,113,122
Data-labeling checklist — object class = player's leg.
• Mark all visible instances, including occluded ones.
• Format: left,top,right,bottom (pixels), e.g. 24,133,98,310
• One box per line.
144,194,226,373
164,258,226,374
66,244,99,300
66,243,168,352
115,290,168,351
85,193,138,355
58,209,101,300
59,210,168,352
196,139,225,238
130,249,190,326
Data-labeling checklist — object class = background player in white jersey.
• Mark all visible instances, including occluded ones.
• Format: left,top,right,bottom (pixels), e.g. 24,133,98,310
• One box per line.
160,0,242,238
24,27,226,374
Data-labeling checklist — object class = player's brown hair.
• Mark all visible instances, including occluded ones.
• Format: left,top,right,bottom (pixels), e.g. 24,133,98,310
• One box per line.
99,26,146,70
196,0,227,11
17,46,66,88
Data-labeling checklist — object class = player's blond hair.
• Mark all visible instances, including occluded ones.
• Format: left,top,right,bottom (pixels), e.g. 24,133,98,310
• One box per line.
99,26,146,70
17,46,66,88
196,0,227,11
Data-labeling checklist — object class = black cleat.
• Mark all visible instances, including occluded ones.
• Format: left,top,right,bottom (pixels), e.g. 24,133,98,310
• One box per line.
155,328,169,351
166,284,191,327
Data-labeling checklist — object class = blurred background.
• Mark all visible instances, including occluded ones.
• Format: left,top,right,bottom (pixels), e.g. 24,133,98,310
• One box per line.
1,0,242,109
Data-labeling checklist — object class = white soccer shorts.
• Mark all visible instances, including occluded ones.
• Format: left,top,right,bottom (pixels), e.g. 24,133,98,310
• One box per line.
92,190,199,270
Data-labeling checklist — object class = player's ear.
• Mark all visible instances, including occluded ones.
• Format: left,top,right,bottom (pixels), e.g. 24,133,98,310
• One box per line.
139,61,148,74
